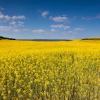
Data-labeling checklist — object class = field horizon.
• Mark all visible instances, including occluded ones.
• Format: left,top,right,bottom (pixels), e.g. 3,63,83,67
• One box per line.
0,35,100,41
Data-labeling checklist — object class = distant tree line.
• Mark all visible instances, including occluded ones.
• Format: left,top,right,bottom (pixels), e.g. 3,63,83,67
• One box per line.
82,38,100,40
0,36,15,40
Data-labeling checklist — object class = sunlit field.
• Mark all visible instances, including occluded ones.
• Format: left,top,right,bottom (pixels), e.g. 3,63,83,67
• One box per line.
0,40,100,100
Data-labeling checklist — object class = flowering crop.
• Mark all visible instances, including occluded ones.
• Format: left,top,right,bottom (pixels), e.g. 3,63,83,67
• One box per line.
0,40,100,100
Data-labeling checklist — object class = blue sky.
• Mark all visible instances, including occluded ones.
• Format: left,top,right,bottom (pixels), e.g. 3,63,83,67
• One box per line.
0,0,100,39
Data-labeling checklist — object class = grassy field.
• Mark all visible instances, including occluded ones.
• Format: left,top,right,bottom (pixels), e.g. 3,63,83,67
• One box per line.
0,40,100,100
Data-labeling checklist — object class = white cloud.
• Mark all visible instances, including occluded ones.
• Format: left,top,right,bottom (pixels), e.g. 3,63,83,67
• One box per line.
74,28,84,32
50,16,68,22
51,24,64,28
66,27,84,34
82,14,100,20
32,29,45,33
50,28,57,32
50,24,70,30
9,21,16,26
82,16,93,20
0,25,26,33
95,14,100,19
0,11,26,33
17,21,24,27
0,11,25,28
32,28,61,34
31,27,84,35
0,11,26,34
0,12,25,21
9,21,24,27
41,11,49,17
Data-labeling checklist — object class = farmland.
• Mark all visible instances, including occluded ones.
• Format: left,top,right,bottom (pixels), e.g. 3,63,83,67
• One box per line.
0,40,100,100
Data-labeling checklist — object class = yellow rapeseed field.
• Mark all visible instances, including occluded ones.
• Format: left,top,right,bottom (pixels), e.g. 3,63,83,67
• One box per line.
0,40,100,100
